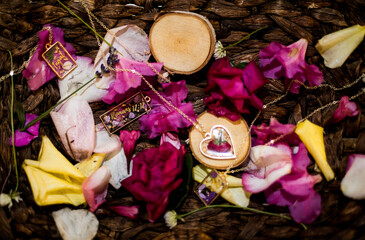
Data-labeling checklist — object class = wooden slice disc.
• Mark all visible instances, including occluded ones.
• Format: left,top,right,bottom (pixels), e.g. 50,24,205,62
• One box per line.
149,11,216,74
189,111,251,170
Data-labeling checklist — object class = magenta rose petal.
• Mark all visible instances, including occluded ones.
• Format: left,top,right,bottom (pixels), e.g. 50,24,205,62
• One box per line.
205,57,267,118
259,39,323,93
122,143,185,221
23,24,76,91
329,96,359,124
9,113,40,147
109,205,140,220
120,130,141,163
288,190,321,224
139,80,196,139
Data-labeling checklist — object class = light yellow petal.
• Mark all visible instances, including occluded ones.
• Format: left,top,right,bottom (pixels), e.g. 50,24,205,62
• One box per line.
192,164,250,207
23,164,85,206
75,153,106,177
34,136,85,181
316,25,365,68
295,120,334,181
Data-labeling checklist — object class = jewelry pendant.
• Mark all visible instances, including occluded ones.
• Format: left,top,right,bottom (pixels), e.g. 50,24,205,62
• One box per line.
99,92,151,134
200,125,236,160
189,111,251,170
195,169,228,206
42,41,77,79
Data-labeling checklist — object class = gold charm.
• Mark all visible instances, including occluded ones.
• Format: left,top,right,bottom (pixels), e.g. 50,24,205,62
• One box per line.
189,111,251,170
42,41,77,79
200,125,236,160
195,169,228,206
99,92,151,134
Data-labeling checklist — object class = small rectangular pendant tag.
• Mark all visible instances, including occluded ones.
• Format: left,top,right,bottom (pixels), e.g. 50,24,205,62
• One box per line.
42,41,77,79
99,92,151,134
195,169,228,206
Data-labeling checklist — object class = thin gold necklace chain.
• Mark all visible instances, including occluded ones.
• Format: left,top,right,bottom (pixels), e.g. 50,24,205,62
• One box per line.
0,26,53,83
112,67,208,135
80,0,167,81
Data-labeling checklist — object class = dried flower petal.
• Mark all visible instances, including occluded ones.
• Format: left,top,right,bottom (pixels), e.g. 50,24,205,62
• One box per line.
110,205,139,220
22,24,76,91
259,39,323,93
59,57,108,103
102,56,163,104
122,143,186,222
22,136,86,206
94,123,122,154
82,165,111,212
160,132,181,150
341,154,365,199
120,130,140,171
52,208,98,240
252,117,299,146
51,96,95,161
329,96,359,124
9,113,40,147
102,147,131,189
242,144,293,193
295,119,334,181
264,143,322,224
205,57,267,120
316,25,365,68
139,80,197,139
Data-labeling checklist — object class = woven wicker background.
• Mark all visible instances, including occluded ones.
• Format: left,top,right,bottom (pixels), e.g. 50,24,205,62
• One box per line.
1,0,365,239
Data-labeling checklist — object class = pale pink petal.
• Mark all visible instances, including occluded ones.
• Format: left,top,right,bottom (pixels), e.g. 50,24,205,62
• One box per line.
50,96,95,161
82,165,111,212
59,57,108,103
242,145,292,193
341,154,365,199
110,205,139,219
160,132,181,150
94,123,122,154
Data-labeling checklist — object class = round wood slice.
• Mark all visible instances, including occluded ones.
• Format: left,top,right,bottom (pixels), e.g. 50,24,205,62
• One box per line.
149,11,216,74
189,111,251,170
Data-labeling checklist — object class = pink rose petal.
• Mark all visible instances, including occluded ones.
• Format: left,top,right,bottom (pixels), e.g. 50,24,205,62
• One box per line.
94,123,122,154
160,132,181,150
242,145,292,193
120,130,140,171
329,96,359,124
23,24,76,91
109,205,139,220
82,166,111,212
259,39,323,93
341,154,365,199
50,96,95,161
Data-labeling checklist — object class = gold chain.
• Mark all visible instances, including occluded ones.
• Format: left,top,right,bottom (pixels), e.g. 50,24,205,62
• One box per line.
0,27,53,83
112,67,208,135
80,0,168,80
